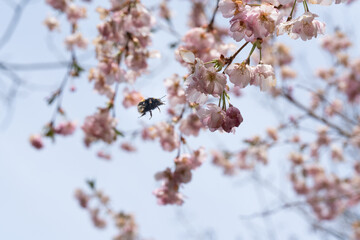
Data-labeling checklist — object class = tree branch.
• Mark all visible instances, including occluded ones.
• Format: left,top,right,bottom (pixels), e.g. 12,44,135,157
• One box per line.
0,0,31,51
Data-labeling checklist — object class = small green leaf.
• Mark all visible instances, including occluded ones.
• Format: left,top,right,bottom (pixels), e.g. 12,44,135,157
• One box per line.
72,62,84,77
113,128,124,137
86,179,96,190
44,125,55,142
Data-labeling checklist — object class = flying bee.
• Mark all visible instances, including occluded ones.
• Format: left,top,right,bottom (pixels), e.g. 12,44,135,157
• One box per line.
137,96,166,119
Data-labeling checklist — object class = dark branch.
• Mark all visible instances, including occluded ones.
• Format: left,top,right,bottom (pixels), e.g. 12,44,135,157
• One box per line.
207,0,220,31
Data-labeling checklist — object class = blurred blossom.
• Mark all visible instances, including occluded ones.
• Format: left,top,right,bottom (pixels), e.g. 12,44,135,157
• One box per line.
29,134,44,150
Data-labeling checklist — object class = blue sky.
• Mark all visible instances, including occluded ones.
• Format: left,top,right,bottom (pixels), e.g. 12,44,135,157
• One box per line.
0,0,359,239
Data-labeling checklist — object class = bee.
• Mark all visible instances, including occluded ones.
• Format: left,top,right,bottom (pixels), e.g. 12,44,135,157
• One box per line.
137,96,165,119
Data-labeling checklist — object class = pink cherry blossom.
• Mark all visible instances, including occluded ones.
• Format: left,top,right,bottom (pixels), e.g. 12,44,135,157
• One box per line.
266,127,278,141
246,5,280,39
46,0,67,11
179,113,203,136
74,189,90,208
288,152,304,165
124,50,148,72
153,183,184,205
331,145,343,161
164,74,186,106
98,61,126,84
88,68,114,99
277,12,326,41
173,163,192,183
227,4,280,42
325,99,342,116
97,150,112,160
281,66,297,79
197,103,225,132
66,4,87,24
54,121,76,136
141,126,158,141
29,134,44,149
212,150,237,175
191,147,207,169
153,168,184,205
90,208,107,228
120,142,137,152
219,0,243,18
251,63,276,91
175,147,206,170
153,148,205,205
82,109,117,147
321,31,352,54
236,149,255,170
146,122,180,152
122,88,143,108
316,68,335,80
176,27,233,63
237,144,269,169
65,32,88,50
308,0,333,5
43,16,60,31
225,62,253,88
185,59,227,104
221,105,243,133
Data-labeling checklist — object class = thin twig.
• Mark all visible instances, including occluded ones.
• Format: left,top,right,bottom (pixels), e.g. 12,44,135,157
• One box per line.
281,91,351,137
207,0,220,31
0,0,31,51
223,41,250,72
49,63,72,126
1,61,69,71
296,84,357,126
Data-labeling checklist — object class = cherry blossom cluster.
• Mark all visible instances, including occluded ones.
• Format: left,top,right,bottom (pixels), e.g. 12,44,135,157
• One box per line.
177,41,272,133
219,0,327,42
289,158,360,220
81,108,118,147
45,0,89,49
75,183,140,239
29,120,77,149
176,27,234,63
142,122,180,152
89,0,156,98
77,0,158,156
226,61,276,91
211,132,275,175
153,147,206,205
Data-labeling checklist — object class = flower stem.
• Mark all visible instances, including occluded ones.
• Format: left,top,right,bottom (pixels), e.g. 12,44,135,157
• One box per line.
223,41,250,72
246,41,258,64
207,0,220,31
287,0,297,21
303,0,309,12
222,91,227,110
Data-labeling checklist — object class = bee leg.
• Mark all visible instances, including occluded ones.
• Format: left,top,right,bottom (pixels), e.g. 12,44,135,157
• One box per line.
157,106,161,112
149,110,153,119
